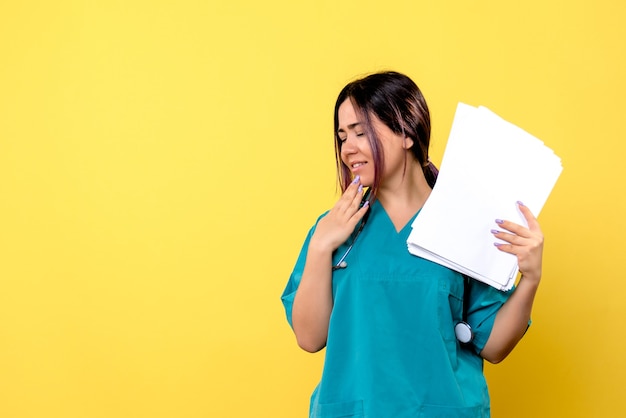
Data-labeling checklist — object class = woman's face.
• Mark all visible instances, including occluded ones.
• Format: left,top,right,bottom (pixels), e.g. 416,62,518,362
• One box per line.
337,99,413,188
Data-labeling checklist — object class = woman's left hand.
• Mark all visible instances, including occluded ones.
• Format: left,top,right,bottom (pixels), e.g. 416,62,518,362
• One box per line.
492,202,544,285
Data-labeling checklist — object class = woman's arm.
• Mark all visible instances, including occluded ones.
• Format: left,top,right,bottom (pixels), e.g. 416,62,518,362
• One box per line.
480,202,544,363
291,242,334,352
291,178,368,352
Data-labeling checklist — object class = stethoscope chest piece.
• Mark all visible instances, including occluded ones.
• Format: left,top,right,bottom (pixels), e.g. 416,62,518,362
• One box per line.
455,321,474,344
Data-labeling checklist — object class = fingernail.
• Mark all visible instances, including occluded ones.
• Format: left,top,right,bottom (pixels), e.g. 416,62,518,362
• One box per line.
495,219,504,224
517,201,524,206
494,242,502,247
358,185,363,193
363,200,369,207
491,229,499,234
352,175,360,184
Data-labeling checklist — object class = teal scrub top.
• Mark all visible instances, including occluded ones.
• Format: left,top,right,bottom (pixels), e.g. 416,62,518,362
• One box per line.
282,200,513,418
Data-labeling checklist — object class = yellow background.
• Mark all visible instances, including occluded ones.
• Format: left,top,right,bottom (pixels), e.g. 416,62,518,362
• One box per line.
1,1,624,417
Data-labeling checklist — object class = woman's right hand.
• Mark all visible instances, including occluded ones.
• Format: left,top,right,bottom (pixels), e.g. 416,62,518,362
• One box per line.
292,176,368,352
309,175,370,252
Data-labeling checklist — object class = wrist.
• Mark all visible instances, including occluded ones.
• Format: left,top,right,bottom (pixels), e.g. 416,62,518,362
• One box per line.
519,271,541,288
308,236,336,256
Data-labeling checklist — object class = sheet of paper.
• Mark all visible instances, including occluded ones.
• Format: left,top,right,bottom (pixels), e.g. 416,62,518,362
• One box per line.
407,103,562,291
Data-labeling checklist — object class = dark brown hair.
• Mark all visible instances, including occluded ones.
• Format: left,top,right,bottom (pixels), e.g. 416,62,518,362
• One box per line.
333,71,438,196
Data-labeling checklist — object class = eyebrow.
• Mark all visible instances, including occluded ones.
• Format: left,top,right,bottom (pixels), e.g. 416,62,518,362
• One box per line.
337,122,362,133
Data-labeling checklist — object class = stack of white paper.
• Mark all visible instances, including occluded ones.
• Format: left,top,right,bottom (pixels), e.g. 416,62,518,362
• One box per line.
407,103,563,291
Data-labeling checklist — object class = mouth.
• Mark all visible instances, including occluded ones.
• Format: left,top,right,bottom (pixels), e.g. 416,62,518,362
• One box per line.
351,161,367,169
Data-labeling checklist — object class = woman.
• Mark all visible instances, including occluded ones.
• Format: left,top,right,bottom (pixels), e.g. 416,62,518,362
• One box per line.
281,71,543,417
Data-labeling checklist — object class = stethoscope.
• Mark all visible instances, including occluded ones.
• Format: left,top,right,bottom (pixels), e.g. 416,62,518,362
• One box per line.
330,188,475,344
332,188,372,271
454,276,474,344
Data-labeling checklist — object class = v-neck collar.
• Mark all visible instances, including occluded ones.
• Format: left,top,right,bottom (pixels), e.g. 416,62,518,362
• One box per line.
373,200,421,236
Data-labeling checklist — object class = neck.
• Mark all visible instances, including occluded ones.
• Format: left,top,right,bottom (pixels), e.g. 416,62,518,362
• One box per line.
373,158,432,233
376,160,432,211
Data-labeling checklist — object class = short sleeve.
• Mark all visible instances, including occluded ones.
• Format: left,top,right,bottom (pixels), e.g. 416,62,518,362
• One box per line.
466,281,518,353
280,216,324,329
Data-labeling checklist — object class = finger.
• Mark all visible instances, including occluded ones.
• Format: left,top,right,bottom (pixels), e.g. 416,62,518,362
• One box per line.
338,175,366,212
492,224,544,250
493,242,518,255
342,176,364,201
333,177,362,214
491,229,526,245
347,184,366,214
517,201,542,233
348,199,370,226
494,218,532,238
494,240,543,268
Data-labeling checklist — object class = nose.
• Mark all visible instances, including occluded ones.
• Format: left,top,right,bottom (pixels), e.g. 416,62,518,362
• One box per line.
340,134,358,155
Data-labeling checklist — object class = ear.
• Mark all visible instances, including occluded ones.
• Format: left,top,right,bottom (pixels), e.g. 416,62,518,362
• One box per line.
403,136,414,149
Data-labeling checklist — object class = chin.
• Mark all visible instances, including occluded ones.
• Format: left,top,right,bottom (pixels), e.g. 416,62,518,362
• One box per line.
349,171,373,188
